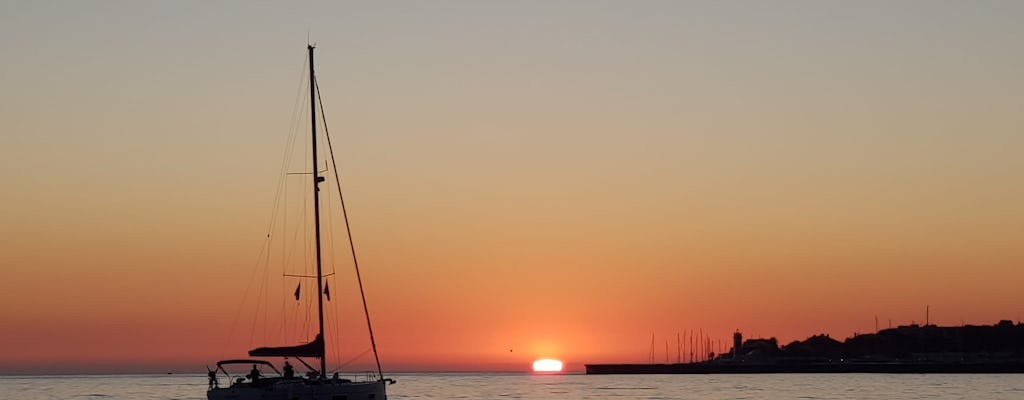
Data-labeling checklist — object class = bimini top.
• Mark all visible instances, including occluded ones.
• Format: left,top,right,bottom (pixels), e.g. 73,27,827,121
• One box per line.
216,359,277,368
248,334,324,358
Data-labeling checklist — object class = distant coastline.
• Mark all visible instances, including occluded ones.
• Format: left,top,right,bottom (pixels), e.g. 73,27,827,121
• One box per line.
587,320,1024,374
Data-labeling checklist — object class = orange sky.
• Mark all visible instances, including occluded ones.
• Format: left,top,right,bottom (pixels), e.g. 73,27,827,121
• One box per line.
1,2,1023,374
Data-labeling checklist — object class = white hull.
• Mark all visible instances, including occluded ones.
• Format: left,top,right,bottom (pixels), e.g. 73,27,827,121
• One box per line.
208,379,386,400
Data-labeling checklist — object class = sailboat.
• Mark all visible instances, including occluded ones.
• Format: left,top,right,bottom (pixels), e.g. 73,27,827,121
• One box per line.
207,45,394,400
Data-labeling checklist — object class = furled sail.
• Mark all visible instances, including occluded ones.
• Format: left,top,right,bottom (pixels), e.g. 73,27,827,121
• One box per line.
248,334,324,358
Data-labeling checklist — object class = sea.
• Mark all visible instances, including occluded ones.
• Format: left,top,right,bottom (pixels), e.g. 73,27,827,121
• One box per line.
2,373,1023,399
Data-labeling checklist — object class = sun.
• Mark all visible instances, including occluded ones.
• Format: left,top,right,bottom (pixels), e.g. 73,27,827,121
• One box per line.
532,358,563,373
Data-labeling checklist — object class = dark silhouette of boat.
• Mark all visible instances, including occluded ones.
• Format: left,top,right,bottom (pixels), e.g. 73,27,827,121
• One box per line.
206,45,394,400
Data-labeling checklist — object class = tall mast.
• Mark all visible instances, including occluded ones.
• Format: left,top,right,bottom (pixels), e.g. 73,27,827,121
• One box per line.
308,44,328,378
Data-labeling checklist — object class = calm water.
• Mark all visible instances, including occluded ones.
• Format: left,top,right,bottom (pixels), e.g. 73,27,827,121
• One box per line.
2,373,1023,399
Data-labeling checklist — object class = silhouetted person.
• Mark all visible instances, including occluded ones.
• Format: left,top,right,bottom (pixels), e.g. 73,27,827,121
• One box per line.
283,360,295,379
208,369,218,389
249,364,261,383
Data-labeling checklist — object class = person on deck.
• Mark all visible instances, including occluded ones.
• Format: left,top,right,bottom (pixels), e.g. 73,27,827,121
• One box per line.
208,369,218,389
283,360,295,379
249,365,261,383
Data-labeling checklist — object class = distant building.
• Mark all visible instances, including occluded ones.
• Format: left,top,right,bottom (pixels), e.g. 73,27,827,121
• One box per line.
732,331,742,360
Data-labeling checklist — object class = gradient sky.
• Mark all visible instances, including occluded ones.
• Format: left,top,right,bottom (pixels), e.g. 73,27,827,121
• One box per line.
1,1,1023,373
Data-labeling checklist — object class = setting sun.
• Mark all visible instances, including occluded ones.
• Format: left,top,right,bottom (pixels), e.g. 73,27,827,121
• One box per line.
532,359,563,373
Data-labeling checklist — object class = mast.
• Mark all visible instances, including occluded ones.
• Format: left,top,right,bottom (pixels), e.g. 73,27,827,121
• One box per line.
308,44,328,378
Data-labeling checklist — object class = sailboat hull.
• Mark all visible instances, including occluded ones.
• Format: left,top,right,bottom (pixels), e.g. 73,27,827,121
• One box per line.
208,379,386,400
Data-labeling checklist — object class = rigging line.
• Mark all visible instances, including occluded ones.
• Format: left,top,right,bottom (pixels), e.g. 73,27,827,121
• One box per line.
265,57,310,239
264,235,272,344
277,67,308,344
283,91,311,340
253,231,279,347
257,233,275,348
324,274,343,372
276,64,311,343
302,275,313,341
332,279,343,372
327,205,345,367
318,178,344,370
283,194,307,270
320,120,345,375
331,348,374,372
282,174,291,340
223,236,273,353
315,77,385,380
283,85,309,285
265,60,309,344
322,170,337,276
271,229,287,344
250,246,268,349
278,178,291,343
221,50,313,364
